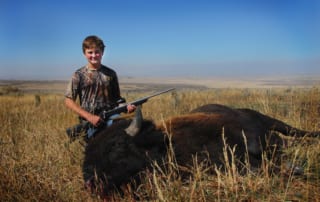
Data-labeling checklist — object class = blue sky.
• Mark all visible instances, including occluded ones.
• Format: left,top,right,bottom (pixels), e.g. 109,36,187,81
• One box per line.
0,0,319,80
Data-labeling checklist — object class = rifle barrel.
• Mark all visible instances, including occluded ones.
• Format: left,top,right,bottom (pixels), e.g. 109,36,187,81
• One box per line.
129,88,175,104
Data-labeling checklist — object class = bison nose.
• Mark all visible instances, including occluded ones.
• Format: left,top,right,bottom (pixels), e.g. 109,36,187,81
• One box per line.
125,105,142,136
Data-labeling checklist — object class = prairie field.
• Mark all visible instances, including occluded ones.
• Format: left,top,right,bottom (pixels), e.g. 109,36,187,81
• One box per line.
0,79,320,201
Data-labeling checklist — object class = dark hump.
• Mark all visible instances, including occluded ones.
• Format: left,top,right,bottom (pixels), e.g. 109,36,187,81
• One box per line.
190,104,239,116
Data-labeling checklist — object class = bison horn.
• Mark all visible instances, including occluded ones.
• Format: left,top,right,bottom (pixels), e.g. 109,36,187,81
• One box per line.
125,106,142,136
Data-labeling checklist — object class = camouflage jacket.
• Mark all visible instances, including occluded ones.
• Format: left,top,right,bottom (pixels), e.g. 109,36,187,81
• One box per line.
65,65,122,115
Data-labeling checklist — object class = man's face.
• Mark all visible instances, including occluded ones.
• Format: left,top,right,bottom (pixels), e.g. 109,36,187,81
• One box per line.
84,48,103,66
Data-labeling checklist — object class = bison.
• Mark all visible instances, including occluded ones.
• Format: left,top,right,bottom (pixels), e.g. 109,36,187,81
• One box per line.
83,104,319,194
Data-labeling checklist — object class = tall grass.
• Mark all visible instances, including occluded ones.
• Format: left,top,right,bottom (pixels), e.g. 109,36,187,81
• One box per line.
0,87,319,201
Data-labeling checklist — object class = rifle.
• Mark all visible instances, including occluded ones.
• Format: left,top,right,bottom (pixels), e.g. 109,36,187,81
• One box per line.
66,88,175,140
100,88,175,120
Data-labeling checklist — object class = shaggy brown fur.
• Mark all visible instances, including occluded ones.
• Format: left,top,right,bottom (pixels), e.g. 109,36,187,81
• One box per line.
83,104,319,195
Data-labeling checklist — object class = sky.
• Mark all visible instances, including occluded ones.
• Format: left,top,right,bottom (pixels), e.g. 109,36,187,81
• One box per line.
0,0,319,80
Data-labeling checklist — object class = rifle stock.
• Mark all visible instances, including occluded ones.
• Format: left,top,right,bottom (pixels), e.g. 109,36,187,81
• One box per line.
66,121,89,141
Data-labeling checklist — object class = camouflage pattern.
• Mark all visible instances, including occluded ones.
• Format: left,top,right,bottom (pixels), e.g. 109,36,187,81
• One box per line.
65,65,122,115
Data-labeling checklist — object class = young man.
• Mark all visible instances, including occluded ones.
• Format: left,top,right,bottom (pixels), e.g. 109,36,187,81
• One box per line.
65,35,135,139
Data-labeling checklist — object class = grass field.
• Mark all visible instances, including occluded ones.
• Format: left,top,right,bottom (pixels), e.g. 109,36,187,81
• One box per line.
0,78,319,201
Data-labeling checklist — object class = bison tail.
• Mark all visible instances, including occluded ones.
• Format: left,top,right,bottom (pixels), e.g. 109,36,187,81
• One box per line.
273,123,320,138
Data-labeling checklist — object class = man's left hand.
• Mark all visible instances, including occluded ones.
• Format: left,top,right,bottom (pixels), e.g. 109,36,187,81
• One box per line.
127,104,136,113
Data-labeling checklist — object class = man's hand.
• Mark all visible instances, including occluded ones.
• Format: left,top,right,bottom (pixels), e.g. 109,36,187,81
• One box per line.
87,114,101,127
65,98,102,127
127,104,136,113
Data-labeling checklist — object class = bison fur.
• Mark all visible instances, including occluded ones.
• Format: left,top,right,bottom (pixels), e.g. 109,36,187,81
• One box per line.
83,104,319,194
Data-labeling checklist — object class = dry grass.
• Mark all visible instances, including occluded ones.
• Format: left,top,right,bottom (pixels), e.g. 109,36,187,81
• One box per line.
0,84,320,201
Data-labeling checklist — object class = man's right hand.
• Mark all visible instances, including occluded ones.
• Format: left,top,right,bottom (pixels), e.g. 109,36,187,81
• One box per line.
65,98,102,127
87,114,101,127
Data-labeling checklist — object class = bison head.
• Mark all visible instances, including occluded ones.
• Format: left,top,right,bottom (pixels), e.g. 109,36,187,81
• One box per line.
83,107,167,193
